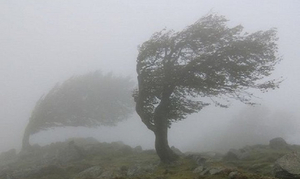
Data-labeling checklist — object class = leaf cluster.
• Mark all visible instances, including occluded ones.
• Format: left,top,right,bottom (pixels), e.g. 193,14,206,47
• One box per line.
135,14,281,125
27,71,134,135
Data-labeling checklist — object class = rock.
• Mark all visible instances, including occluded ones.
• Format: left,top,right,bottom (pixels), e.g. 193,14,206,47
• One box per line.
30,165,66,178
0,167,12,179
224,149,241,160
171,146,183,156
240,145,252,153
18,144,43,160
269,137,288,149
209,167,224,175
127,164,156,176
273,152,300,179
66,137,99,147
111,141,126,149
118,145,133,155
83,143,106,156
10,165,65,179
11,166,41,179
228,171,238,179
127,166,141,176
74,166,103,179
200,168,210,175
223,149,249,160
98,169,123,179
239,151,250,160
193,166,204,173
203,151,222,159
133,145,143,153
56,141,84,163
187,154,207,166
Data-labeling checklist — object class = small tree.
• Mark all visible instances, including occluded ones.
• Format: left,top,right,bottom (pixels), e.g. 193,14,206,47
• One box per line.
22,71,134,150
134,14,281,163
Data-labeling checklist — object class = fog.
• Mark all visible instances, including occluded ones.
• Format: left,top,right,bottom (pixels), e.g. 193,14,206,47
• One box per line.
1,0,300,154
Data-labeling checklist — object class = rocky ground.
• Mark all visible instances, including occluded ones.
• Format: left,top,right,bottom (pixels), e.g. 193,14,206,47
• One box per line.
0,137,300,179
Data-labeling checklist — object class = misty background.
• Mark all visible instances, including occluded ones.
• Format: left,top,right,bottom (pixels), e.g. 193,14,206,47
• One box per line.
1,0,300,154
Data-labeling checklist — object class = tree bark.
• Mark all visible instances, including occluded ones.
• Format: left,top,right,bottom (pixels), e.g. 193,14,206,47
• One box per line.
22,126,31,151
154,117,178,163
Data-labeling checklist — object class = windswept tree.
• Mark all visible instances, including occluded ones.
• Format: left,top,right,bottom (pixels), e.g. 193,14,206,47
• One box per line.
22,71,134,150
134,14,281,163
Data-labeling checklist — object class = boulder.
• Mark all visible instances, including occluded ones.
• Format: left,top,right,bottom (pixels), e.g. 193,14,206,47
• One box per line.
118,145,133,155
111,141,126,149
273,152,300,179
209,167,224,175
228,171,239,179
269,137,288,149
193,166,204,173
74,166,103,179
127,166,142,176
66,137,99,147
98,169,123,179
56,141,84,163
29,165,66,178
171,146,183,156
223,149,249,160
200,168,210,176
186,154,207,166
133,146,143,153
127,164,156,176
11,166,42,179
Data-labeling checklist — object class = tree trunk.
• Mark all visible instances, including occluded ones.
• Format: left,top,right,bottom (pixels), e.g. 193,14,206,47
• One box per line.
22,127,31,151
154,118,178,163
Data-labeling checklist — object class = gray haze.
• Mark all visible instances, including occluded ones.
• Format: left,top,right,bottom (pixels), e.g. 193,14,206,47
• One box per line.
1,0,300,153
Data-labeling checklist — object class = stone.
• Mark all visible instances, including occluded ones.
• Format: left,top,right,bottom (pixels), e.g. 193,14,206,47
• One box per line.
273,152,300,179
224,149,241,160
200,168,210,176
196,158,207,166
30,165,66,178
11,166,41,179
118,145,133,155
223,149,249,160
56,141,84,163
127,164,156,177
269,137,288,149
133,145,143,153
193,166,204,173
187,154,207,166
67,137,99,147
127,166,141,176
111,141,126,149
209,167,224,175
74,166,103,179
171,146,184,156
228,171,238,179
10,165,65,179
98,169,123,179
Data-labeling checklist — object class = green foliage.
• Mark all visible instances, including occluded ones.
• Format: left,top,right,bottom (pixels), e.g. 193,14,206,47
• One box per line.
26,71,134,135
135,13,281,130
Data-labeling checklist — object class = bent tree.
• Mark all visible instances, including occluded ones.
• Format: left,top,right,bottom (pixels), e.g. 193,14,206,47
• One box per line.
22,71,134,151
134,14,281,163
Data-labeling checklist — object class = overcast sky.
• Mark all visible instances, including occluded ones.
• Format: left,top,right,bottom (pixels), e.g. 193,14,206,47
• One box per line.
1,0,300,153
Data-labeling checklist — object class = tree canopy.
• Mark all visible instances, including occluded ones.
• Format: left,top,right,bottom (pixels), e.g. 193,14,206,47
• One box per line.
23,71,134,150
134,14,281,162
